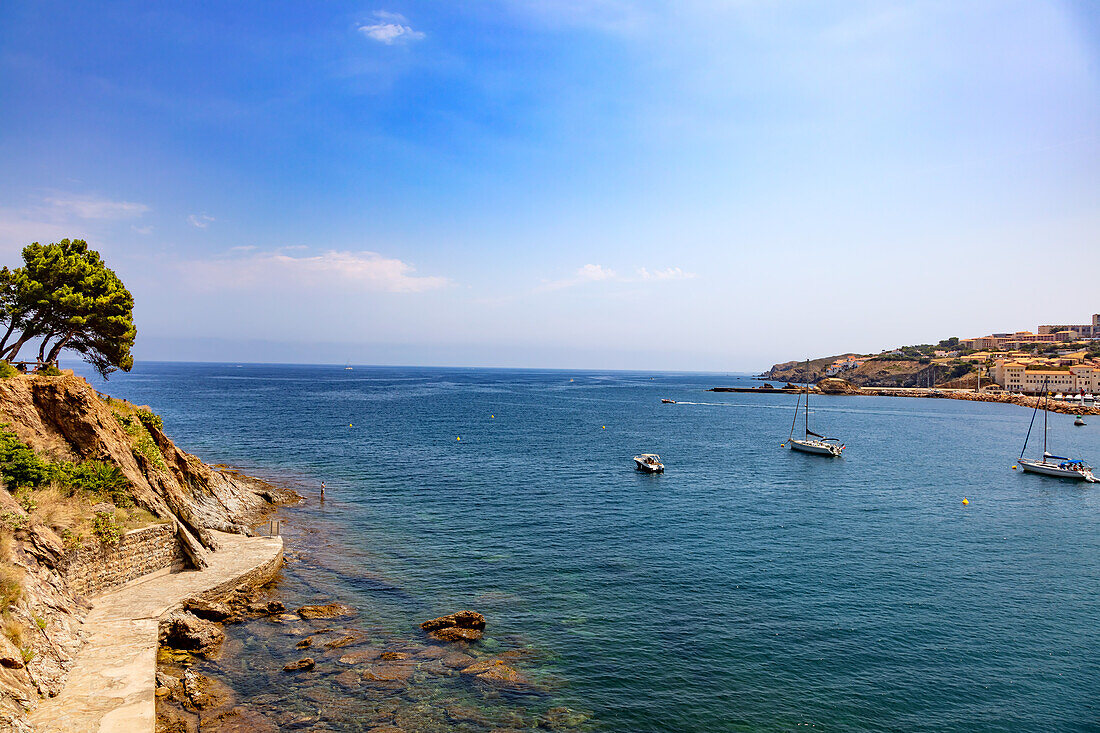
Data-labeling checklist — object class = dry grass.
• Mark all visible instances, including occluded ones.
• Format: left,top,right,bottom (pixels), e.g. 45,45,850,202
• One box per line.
0,566,22,614
0,528,14,564
30,486,86,535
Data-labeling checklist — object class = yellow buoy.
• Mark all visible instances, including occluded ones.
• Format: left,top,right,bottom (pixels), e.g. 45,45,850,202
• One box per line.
780,444,785,447
456,436,461,441
349,423,353,427
602,425,606,429
1012,465,1017,470
490,415,494,419
962,498,969,505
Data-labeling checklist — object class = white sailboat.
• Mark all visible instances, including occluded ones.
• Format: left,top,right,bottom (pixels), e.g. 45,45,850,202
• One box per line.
783,373,845,457
1017,380,1097,482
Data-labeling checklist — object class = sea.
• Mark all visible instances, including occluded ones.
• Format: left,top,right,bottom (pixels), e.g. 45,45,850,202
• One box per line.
76,362,1100,732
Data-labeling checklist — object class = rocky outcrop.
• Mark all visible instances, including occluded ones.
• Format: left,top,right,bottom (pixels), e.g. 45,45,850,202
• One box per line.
816,378,861,395
420,610,486,642
161,612,225,657
0,374,298,570
297,603,355,620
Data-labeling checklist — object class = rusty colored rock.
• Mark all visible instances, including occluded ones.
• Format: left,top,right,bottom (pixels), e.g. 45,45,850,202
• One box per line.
297,603,356,620
420,610,485,632
282,657,315,672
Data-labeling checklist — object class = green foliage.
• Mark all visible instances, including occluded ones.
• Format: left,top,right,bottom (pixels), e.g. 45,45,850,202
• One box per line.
134,434,166,470
134,408,163,433
0,427,47,489
47,460,132,507
35,364,62,377
0,239,136,379
937,337,960,349
13,489,36,513
91,512,122,544
60,529,82,548
32,615,45,631
0,513,26,531
113,410,140,436
0,362,16,379
943,362,975,381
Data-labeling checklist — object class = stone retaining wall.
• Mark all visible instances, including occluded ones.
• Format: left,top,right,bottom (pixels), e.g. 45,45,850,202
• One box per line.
63,523,187,597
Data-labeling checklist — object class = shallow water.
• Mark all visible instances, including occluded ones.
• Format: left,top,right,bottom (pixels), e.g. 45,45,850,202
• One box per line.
82,363,1100,731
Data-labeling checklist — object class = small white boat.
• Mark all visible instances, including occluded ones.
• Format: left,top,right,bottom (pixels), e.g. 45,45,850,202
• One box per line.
1085,393,1095,403
1075,415,1087,426
1054,393,1064,400
661,398,676,404
633,454,665,473
1019,454,1097,482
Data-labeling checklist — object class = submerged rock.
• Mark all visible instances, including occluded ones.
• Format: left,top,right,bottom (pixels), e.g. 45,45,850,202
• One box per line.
337,649,382,666
460,658,530,687
282,657,315,672
184,598,233,622
297,603,355,620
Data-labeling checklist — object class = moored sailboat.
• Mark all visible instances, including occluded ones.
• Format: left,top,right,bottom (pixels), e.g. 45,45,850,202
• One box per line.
1017,380,1097,482
783,373,845,458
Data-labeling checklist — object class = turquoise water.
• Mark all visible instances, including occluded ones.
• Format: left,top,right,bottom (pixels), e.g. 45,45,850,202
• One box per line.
82,363,1100,731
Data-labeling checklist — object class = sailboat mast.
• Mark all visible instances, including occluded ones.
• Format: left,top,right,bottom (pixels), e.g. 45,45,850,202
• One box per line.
805,361,810,436
1042,380,1048,456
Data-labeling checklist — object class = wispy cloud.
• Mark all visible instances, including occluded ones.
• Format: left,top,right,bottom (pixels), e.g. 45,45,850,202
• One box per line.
45,194,149,220
182,249,448,293
131,224,154,235
188,213,215,229
538,263,694,292
359,11,426,44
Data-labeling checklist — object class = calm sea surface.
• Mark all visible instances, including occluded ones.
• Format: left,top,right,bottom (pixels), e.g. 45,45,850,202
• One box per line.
79,363,1100,732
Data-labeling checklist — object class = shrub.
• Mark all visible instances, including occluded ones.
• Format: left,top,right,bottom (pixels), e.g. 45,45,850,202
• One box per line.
61,529,82,548
36,364,62,377
0,428,47,489
0,362,16,379
134,409,163,433
33,615,45,631
0,513,25,531
134,434,166,470
92,512,122,544
114,411,140,437
49,461,132,507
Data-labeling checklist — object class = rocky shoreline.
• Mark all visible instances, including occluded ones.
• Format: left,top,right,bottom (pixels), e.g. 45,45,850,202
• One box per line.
154,555,592,733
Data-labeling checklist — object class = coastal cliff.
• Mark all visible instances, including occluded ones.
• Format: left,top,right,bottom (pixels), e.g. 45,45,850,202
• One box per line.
0,372,298,731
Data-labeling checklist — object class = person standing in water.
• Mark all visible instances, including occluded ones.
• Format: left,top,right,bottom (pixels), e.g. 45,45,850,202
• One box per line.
320,481,326,498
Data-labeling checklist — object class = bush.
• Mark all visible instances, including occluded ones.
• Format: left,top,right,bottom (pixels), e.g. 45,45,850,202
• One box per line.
0,427,47,489
134,434,166,470
91,512,122,544
48,460,132,507
35,364,62,377
0,362,16,379
134,409,163,433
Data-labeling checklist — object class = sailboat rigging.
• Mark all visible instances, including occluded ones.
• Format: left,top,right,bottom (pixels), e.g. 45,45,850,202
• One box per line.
783,366,845,457
1017,378,1097,482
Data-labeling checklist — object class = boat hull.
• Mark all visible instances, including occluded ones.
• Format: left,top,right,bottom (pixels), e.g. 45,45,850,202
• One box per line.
789,439,841,457
634,459,664,473
1019,459,1097,482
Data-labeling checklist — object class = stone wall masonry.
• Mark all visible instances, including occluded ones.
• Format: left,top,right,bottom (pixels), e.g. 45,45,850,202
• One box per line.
63,523,187,597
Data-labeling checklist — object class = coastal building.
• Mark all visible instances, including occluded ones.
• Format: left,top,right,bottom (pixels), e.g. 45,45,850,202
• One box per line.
824,356,868,376
1038,314,1100,339
994,359,1100,394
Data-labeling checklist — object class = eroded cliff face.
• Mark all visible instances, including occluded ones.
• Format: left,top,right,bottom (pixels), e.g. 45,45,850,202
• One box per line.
0,373,297,567
0,372,298,731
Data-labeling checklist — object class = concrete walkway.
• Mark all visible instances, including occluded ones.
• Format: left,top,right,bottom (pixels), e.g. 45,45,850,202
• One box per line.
29,531,283,733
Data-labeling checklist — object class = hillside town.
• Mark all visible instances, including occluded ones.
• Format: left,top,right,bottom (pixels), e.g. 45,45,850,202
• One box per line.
766,312,1100,395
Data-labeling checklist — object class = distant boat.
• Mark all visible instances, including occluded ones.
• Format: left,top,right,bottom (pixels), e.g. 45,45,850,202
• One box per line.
661,398,676,404
633,454,664,473
784,370,844,457
1017,381,1096,482
1075,415,1087,426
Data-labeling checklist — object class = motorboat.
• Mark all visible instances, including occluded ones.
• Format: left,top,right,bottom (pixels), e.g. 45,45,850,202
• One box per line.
1054,393,1064,400
633,454,665,473
1016,380,1097,482
783,368,845,458
1075,415,1087,426
661,398,676,404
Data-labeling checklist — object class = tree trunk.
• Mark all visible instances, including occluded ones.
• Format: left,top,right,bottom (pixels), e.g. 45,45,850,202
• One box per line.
3,332,35,362
0,320,18,354
45,332,73,364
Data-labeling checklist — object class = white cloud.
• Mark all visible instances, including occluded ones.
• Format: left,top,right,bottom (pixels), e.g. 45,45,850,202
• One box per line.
183,249,448,293
45,194,149,220
131,224,154,235
359,11,425,44
188,214,215,229
539,263,695,292
637,266,695,281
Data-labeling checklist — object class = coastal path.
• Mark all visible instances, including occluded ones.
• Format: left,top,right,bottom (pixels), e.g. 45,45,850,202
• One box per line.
29,530,283,733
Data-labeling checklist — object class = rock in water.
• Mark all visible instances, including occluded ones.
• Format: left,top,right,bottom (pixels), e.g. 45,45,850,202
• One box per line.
283,657,315,672
161,611,225,657
184,597,233,621
296,603,356,619
420,610,486,641
816,377,861,395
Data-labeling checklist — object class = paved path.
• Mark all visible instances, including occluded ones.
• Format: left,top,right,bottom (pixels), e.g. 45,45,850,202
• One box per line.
29,531,283,733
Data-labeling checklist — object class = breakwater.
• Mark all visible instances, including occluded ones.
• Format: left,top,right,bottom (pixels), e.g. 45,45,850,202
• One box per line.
709,386,1100,415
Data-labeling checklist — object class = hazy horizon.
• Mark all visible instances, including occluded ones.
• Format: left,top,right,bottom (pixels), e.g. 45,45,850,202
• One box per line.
3,1,1098,372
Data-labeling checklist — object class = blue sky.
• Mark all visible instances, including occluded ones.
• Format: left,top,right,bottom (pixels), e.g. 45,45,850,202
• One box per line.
1,1,1098,370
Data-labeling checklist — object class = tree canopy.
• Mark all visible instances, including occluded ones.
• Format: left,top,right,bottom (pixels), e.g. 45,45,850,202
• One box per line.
0,239,135,378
